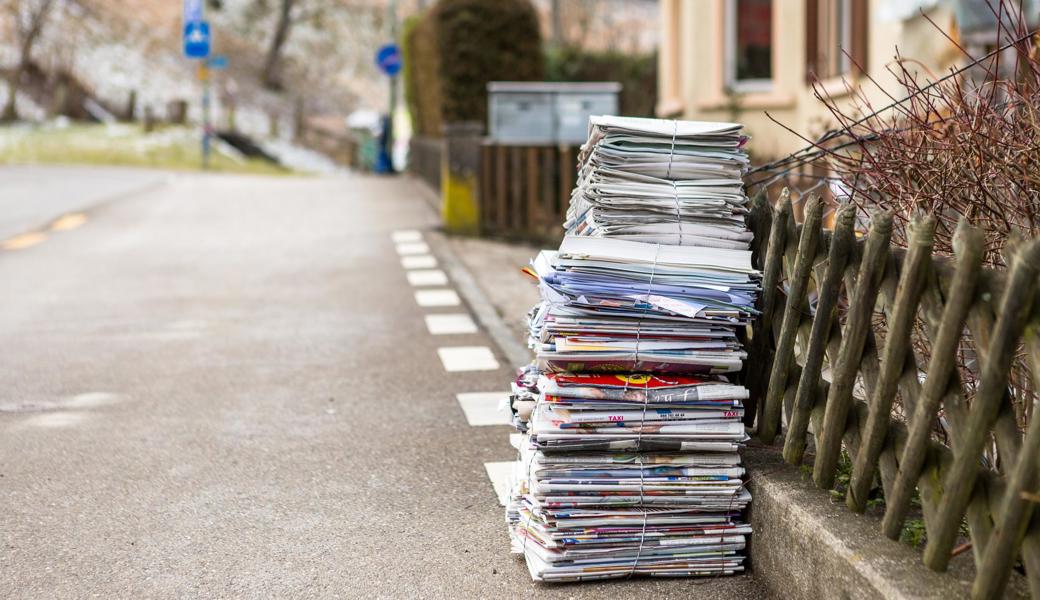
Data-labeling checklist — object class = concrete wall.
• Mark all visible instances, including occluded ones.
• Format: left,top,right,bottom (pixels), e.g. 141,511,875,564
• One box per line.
745,447,1031,599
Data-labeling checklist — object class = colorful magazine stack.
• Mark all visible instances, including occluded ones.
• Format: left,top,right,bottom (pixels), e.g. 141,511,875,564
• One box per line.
506,116,759,582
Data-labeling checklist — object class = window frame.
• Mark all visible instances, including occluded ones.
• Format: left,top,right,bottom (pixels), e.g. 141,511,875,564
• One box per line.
806,0,869,83
724,0,775,94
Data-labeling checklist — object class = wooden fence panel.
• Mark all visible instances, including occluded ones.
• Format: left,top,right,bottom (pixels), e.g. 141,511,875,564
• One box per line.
475,142,578,244
750,192,1040,598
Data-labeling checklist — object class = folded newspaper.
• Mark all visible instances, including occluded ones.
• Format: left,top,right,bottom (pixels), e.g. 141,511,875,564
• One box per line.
504,117,759,583
565,115,752,248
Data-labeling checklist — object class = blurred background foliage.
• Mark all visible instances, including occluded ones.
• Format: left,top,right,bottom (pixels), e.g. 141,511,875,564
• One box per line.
403,0,655,137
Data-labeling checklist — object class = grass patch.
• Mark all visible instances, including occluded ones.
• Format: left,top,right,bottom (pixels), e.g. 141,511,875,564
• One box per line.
0,122,291,175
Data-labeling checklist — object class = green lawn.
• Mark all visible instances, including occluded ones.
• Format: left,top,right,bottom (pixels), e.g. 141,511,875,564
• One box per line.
0,123,291,175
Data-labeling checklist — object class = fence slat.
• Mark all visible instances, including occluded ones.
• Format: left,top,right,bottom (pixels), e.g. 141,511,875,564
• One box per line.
813,212,894,490
760,197,822,443
526,147,539,235
494,145,508,233
923,239,1040,572
783,204,857,464
749,192,792,428
1020,516,1040,598
541,147,556,239
559,146,574,222
972,323,1040,598
479,145,492,231
847,216,936,512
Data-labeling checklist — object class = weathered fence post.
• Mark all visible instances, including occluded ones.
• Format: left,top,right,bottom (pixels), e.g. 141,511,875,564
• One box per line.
846,216,936,512
759,196,822,443
813,211,893,490
924,239,1040,572
749,191,791,430
881,218,984,538
782,203,857,464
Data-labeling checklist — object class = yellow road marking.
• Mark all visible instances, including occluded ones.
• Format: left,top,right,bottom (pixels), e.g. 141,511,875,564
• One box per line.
50,212,87,232
1,232,48,250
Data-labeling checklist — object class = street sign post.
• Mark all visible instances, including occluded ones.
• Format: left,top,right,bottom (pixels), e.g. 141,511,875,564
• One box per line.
375,43,401,173
183,1,212,170
208,55,229,70
183,21,211,59
183,0,203,24
375,43,402,77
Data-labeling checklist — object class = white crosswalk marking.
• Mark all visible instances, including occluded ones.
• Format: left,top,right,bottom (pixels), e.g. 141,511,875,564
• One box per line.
395,242,430,255
456,392,512,425
415,289,461,307
390,230,423,243
425,314,478,335
406,269,449,287
437,346,499,371
401,255,438,269
484,461,514,507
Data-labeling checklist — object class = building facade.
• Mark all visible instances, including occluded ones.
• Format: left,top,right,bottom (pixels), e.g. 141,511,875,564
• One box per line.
657,0,971,159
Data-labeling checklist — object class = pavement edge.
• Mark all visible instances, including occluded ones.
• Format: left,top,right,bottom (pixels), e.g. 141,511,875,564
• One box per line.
410,176,532,370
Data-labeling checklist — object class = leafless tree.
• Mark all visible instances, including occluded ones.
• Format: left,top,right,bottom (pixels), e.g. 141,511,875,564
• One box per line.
1,0,57,121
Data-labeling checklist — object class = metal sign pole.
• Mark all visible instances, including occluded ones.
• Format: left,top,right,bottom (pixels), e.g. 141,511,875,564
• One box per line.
202,64,212,170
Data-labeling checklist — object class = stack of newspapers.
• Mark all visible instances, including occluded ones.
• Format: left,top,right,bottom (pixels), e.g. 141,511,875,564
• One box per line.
565,116,753,249
506,116,759,583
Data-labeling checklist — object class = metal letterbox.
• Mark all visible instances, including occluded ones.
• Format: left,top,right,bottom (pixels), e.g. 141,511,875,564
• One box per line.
487,82,621,145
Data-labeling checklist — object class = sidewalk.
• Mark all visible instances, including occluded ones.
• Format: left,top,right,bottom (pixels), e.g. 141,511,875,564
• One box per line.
414,175,1010,599
442,235,542,349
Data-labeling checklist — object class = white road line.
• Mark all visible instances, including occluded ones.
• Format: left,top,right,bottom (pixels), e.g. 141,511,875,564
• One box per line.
396,242,430,255
509,433,522,450
437,346,500,372
425,314,478,335
406,269,449,287
484,461,514,507
456,392,512,426
415,289,461,307
401,255,438,269
391,230,423,243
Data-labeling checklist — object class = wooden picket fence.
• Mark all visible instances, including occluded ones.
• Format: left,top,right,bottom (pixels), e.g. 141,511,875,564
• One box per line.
477,143,577,243
746,190,1040,599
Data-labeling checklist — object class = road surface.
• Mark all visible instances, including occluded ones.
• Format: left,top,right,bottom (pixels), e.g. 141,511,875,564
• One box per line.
0,167,768,598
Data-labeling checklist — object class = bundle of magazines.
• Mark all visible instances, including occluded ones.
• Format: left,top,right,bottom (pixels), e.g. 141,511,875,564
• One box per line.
504,116,760,583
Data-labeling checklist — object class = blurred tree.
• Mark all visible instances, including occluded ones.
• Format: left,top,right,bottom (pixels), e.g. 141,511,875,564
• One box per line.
213,0,384,96
1,0,57,122
261,0,294,90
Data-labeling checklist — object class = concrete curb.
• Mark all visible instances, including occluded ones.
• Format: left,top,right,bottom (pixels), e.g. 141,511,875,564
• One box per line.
745,447,1029,599
409,176,532,369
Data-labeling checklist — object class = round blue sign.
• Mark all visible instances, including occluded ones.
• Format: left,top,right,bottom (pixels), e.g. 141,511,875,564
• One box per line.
376,43,402,77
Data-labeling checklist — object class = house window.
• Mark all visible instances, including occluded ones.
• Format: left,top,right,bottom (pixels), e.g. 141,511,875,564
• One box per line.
725,0,773,92
807,0,869,81
819,0,852,78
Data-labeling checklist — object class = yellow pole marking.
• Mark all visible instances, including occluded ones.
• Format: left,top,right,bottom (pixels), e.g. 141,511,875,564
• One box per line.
1,232,48,250
50,212,88,232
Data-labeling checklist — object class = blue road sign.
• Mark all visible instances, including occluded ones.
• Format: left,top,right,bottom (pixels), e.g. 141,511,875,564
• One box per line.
183,0,203,24
375,43,402,77
208,55,229,69
184,21,211,59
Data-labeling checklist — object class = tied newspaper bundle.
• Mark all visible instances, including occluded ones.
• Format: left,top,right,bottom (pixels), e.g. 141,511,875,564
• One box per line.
505,116,759,583
564,116,753,250
525,236,758,374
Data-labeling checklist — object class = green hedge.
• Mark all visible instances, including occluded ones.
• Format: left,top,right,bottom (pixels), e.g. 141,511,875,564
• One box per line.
546,45,658,118
404,0,543,136
403,13,444,137
404,2,658,134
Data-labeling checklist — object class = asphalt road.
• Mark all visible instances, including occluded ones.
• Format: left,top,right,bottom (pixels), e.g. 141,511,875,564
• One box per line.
0,168,768,598
0,165,168,241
